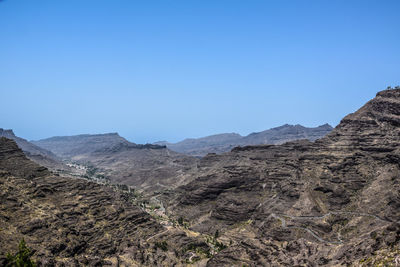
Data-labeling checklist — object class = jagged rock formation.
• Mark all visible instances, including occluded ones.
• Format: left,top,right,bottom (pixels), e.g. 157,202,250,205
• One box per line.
0,129,66,171
33,133,197,192
164,89,400,266
0,137,203,266
157,124,333,157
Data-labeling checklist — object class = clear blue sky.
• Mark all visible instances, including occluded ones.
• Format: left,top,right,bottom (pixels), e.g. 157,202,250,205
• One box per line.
0,0,399,143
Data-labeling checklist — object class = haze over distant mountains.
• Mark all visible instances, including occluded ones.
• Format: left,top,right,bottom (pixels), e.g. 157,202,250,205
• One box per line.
6,123,333,192
156,123,333,157
25,123,333,192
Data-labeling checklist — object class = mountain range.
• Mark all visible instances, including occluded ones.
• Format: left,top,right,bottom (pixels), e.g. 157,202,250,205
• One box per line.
31,123,332,192
155,124,333,157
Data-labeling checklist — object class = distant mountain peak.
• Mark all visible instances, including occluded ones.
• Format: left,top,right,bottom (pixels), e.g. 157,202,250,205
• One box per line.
0,128,15,136
318,123,333,128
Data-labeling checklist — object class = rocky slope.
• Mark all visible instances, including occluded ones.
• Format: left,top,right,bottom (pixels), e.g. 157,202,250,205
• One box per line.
0,137,208,266
157,124,333,157
0,129,66,171
164,88,400,266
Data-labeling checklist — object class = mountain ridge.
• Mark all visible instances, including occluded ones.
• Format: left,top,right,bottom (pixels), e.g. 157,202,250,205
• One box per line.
157,123,333,157
0,128,67,171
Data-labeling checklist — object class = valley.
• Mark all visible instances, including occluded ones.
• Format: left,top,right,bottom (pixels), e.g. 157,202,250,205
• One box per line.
1,88,400,266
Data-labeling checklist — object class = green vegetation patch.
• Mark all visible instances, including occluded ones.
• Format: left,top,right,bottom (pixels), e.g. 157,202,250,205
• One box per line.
4,239,36,267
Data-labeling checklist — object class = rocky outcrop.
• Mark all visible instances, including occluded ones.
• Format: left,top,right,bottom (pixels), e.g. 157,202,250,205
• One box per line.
165,89,400,266
158,124,333,157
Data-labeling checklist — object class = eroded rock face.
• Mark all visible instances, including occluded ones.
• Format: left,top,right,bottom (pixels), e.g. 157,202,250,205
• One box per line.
0,138,200,266
165,89,400,265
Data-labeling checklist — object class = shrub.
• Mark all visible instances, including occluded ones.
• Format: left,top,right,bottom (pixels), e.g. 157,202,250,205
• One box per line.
4,239,36,267
214,230,219,239
155,241,168,251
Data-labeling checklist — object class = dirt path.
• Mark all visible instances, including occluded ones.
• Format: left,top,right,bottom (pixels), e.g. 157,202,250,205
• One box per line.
146,228,171,242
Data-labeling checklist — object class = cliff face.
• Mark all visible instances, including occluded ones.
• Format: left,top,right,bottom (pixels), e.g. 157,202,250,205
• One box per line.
165,89,400,266
160,124,333,157
0,138,203,266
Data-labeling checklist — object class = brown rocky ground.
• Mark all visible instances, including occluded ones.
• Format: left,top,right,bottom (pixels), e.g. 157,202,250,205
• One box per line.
164,88,400,266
